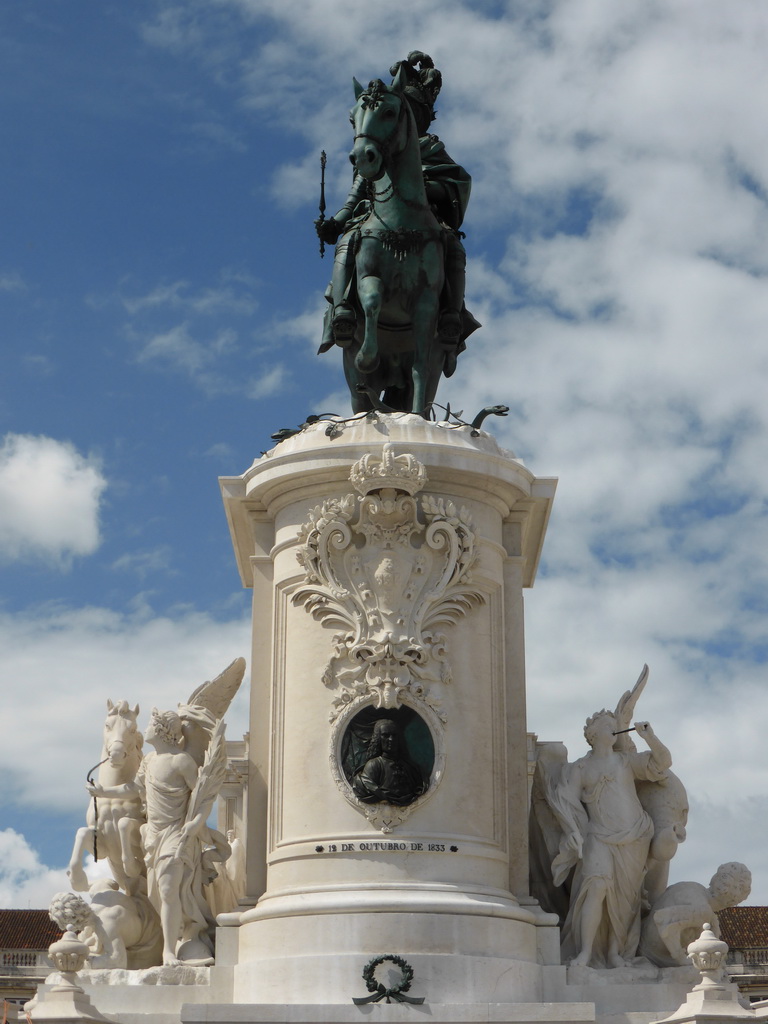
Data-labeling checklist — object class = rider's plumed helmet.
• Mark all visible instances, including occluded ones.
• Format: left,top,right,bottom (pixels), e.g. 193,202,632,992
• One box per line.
390,51,442,135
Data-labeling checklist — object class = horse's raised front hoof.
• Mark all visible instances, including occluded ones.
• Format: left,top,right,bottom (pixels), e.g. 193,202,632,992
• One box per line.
67,864,89,892
355,351,380,373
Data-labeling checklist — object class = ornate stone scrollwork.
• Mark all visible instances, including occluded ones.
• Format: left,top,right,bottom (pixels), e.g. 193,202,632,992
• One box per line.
294,444,484,829
293,444,485,723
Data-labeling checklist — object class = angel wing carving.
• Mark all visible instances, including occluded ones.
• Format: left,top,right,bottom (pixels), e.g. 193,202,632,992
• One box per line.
186,657,246,719
181,658,245,768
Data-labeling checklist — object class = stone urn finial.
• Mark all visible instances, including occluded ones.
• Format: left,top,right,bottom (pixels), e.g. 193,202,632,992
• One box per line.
26,924,117,1022
652,922,755,1023
687,922,729,990
47,924,90,981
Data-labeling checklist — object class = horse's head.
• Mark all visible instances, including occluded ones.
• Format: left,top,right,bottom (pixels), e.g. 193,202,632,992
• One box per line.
350,76,412,181
103,698,143,768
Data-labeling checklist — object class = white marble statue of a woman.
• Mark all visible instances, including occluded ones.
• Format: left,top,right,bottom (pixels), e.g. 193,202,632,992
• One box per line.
550,712,672,968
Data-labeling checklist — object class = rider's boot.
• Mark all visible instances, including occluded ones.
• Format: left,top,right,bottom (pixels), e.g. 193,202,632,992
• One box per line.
329,234,357,347
438,233,467,377
438,305,462,377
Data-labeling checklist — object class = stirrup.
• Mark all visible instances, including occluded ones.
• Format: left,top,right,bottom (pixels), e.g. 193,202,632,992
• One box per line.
438,311,462,346
332,306,356,347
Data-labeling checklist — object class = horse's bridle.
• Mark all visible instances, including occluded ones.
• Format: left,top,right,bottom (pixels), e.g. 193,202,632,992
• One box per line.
352,89,410,171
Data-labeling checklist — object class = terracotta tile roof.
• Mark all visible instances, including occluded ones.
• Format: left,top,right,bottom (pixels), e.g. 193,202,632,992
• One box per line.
719,907,768,949
0,910,62,951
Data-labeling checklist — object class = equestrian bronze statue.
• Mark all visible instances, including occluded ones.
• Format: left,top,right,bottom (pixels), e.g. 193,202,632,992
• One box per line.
317,52,479,415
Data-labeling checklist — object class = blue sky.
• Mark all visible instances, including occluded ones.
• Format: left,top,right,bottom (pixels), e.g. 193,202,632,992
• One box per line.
2,0,768,908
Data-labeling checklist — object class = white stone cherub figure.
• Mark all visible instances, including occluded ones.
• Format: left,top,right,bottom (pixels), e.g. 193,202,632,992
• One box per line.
551,711,672,968
639,862,752,967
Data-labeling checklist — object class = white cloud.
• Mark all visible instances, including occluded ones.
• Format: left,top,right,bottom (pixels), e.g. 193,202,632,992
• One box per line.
0,837,113,909
228,0,768,901
0,604,251,816
0,435,106,565
203,442,235,462
0,271,26,292
116,271,287,399
246,365,288,400
15,0,768,903
136,324,243,395
134,320,298,400
23,355,55,376
121,276,259,318
111,546,174,578
185,119,248,153
138,323,212,374
140,5,204,53
0,830,69,909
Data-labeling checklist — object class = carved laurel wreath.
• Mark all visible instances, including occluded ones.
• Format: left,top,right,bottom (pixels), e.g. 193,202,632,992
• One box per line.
352,953,424,1005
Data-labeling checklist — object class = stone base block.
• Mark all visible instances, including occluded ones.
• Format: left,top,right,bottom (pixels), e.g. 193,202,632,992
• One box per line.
40,962,708,1024
27,985,117,1023
34,965,232,1024
543,965,710,1023
180,1002,597,1023
228,892,560,1005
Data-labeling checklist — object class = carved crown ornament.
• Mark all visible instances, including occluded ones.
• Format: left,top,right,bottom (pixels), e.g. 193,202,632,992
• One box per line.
293,444,485,724
349,444,428,496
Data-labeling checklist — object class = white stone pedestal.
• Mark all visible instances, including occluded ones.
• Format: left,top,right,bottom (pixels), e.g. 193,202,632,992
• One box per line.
49,414,715,1023
27,980,117,1024
32,967,224,1024
214,413,564,1013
